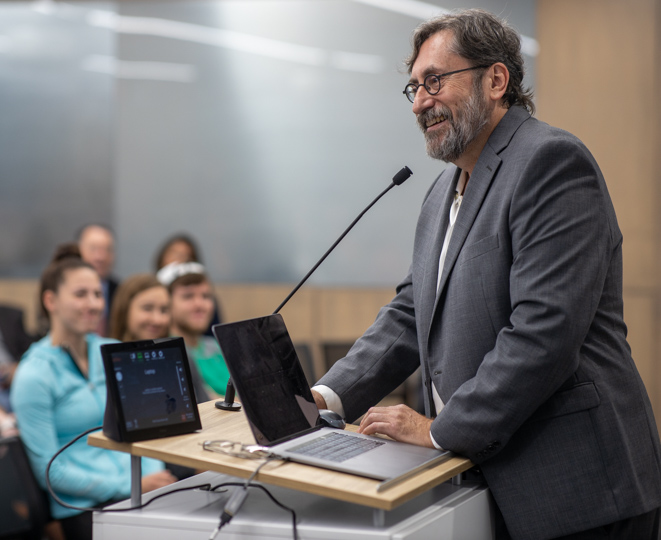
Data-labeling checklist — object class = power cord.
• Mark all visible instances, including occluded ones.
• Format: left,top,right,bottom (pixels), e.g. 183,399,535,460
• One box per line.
208,479,299,540
44,429,299,539
45,426,214,514
207,456,281,539
201,439,297,537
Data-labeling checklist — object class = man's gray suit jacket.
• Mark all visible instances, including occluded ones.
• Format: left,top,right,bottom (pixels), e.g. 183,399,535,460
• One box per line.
317,106,661,539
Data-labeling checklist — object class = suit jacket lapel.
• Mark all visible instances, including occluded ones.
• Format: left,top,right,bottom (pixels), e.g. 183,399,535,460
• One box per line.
434,151,501,304
418,167,461,341
428,106,531,334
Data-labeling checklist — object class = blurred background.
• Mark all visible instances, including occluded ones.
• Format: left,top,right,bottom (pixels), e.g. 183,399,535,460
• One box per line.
0,0,536,284
1,0,660,422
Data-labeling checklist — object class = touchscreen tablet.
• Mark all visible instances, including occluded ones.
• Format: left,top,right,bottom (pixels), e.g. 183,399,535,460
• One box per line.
101,338,202,442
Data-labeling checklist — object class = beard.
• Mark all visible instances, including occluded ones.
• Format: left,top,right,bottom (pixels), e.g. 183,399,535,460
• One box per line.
172,314,210,337
417,79,490,163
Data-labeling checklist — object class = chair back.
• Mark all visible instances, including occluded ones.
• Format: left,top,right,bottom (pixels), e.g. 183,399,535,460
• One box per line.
0,436,50,540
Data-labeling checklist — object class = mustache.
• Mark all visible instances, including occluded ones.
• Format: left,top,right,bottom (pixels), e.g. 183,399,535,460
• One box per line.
416,106,453,133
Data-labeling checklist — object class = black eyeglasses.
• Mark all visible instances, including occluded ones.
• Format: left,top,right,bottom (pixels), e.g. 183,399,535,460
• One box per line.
403,65,491,103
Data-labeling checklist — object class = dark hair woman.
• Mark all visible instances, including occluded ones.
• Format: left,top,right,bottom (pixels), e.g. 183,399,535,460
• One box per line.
11,244,175,540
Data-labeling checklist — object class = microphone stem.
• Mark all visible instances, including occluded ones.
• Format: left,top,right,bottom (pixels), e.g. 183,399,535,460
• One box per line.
273,181,396,315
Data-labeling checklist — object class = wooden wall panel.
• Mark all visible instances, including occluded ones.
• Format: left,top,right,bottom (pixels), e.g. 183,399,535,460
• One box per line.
315,288,395,342
537,0,661,426
0,279,394,383
0,279,40,334
537,0,657,287
214,284,315,342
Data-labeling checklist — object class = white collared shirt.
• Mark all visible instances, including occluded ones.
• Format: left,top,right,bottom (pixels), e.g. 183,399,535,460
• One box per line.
314,171,468,449
431,170,468,417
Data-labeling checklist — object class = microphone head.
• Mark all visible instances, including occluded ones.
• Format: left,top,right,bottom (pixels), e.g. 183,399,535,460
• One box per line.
392,166,413,185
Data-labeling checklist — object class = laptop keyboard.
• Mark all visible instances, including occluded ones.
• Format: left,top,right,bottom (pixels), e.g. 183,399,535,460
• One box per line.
288,432,385,463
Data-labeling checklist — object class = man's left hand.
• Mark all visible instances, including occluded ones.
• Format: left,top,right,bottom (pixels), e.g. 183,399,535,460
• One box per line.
358,404,434,448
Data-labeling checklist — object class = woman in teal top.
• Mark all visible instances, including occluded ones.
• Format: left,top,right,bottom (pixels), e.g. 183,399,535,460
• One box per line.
10,244,176,540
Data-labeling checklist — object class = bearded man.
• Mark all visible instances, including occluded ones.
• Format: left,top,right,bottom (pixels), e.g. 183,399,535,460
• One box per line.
312,9,661,540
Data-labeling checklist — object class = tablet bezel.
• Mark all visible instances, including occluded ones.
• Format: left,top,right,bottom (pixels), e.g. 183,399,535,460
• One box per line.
101,337,202,442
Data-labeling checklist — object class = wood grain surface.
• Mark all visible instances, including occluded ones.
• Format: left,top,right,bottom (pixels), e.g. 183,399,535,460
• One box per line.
88,400,474,510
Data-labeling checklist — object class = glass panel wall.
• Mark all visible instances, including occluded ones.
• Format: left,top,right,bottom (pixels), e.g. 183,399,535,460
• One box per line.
0,0,536,284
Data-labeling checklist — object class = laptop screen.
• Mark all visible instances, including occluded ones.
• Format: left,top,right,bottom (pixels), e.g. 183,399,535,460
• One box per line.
101,338,202,442
213,315,321,446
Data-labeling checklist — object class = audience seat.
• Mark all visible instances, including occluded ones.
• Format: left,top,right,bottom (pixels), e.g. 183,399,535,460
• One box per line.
0,436,51,540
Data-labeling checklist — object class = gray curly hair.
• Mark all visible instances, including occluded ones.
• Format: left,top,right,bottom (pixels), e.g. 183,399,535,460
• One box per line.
405,9,535,115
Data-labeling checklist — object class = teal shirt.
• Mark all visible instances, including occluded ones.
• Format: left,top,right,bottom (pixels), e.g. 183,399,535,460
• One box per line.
10,334,163,519
188,336,230,396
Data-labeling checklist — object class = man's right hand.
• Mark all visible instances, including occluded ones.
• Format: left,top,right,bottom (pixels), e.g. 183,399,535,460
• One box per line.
311,389,327,410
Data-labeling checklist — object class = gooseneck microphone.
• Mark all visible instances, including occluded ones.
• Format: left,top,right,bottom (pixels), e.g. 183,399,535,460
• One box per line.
273,165,413,315
215,165,413,411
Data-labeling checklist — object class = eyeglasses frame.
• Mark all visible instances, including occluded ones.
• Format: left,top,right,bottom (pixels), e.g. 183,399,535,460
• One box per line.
403,64,492,103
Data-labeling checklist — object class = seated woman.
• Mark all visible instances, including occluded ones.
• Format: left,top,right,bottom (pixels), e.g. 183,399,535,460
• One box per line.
10,245,176,540
154,233,223,333
108,273,170,343
108,273,209,403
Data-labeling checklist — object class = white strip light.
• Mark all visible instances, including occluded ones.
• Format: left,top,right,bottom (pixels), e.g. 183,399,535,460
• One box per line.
87,10,385,74
81,55,198,82
352,0,450,19
350,0,540,57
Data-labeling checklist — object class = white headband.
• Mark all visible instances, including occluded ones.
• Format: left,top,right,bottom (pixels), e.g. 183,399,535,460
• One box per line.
156,261,206,286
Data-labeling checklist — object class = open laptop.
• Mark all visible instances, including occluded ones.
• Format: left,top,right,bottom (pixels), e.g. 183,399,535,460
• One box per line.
212,314,449,490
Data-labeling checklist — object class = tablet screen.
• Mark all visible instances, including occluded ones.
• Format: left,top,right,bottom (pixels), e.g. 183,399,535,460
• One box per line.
101,338,202,442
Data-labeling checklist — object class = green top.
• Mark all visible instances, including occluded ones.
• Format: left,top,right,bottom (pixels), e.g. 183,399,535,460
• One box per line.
188,336,230,396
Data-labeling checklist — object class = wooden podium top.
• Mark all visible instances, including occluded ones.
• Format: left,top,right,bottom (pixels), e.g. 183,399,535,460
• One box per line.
88,401,474,511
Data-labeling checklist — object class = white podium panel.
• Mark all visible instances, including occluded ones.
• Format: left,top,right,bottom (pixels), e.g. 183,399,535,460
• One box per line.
93,471,494,540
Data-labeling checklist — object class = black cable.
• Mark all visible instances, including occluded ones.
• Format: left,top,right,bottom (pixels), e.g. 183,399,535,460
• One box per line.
45,426,104,513
45,426,213,513
273,182,397,315
210,481,298,540
98,482,215,512
208,457,294,539
45,428,298,539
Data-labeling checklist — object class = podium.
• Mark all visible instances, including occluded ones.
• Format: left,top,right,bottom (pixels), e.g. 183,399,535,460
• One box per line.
88,401,494,539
